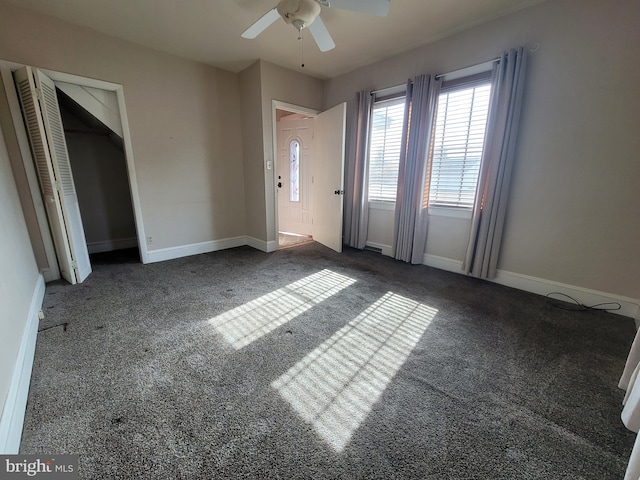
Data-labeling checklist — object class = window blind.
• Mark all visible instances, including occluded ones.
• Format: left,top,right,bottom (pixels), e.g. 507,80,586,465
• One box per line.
368,97,406,202
428,82,491,209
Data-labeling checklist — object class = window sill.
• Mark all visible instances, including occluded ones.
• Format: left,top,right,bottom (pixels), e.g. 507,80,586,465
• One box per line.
428,206,472,219
368,201,395,211
367,202,472,218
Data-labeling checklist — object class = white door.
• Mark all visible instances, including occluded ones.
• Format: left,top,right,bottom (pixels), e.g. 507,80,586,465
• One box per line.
14,66,91,284
277,118,313,235
312,103,346,253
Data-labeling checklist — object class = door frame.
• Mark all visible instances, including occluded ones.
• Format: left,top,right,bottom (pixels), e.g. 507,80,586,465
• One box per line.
0,60,149,277
271,100,319,249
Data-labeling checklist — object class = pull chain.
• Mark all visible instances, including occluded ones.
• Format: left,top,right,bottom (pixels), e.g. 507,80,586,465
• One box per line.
299,27,305,68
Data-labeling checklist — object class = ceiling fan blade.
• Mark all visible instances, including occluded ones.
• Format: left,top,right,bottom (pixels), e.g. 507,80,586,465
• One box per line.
327,0,390,16
241,7,281,39
308,16,336,52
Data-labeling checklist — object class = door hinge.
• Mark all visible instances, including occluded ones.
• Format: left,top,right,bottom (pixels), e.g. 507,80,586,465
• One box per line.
32,85,43,102
55,181,63,193
71,260,77,270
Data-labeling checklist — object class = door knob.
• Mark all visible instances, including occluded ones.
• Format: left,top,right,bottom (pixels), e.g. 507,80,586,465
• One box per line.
334,189,344,195
278,182,283,188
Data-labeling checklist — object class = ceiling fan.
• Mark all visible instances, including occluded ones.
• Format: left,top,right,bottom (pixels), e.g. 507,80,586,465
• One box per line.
241,0,390,52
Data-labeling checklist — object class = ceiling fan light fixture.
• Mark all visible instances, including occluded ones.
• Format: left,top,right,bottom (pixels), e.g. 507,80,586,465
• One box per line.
242,0,389,53
292,19,305,32
277,0,321,29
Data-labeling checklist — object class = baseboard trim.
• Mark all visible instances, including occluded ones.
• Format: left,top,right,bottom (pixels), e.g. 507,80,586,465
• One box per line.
146,236,248,263
87,237,138,254
144,235,282,263
246,236,276,253
491,269,640,320
420,253,638,319
423,253,464,273
41,268,58,283
0,274,45,454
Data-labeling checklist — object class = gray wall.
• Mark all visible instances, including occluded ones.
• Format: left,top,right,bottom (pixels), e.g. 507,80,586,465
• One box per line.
0,1,247,253
0,122,40,433
240,60,323,246
239,61,267,243
259,61,323,244
324,0,640,299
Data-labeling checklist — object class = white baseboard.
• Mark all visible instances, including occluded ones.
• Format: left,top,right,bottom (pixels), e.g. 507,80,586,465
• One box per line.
146,236,248,263
41,267,59,283
420,253,639,319
87,237,138,254
0,274,45,454
491,269,640,320
144,235,280,263
246,236,277,253
423,253,464,273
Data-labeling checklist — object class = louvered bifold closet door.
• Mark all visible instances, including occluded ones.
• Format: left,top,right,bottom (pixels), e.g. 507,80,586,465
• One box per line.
34,68,91,282
13,66,77,284
13,66,92,284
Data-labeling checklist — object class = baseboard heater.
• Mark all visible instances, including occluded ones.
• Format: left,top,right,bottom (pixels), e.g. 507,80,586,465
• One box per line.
364,245,383,254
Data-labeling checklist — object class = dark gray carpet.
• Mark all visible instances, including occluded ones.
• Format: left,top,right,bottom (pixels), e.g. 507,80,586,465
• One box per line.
21,242,636,479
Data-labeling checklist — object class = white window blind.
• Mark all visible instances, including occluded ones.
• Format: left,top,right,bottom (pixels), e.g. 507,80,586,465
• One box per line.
368,97,406,202
428,82,491,209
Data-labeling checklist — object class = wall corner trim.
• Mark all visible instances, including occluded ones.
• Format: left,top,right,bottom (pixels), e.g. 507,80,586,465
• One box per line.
0,274,45,454
246,236,277,253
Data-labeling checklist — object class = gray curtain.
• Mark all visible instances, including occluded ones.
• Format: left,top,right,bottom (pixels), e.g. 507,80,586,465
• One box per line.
343,90,372,249
463,47,528,278
392,75,441,263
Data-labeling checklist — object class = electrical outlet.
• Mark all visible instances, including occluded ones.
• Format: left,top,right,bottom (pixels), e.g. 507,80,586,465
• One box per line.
147,236,153,244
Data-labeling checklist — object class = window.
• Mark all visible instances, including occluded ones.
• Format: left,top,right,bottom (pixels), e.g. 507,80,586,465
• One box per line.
290,140,300,202
428,80,491,209
367,97,406,203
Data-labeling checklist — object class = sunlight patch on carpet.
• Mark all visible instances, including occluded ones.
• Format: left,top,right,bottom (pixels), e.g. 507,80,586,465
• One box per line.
208,269,356,349
272,292,437,452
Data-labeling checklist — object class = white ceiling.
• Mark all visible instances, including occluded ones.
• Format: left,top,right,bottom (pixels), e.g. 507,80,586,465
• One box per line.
4,0,548,79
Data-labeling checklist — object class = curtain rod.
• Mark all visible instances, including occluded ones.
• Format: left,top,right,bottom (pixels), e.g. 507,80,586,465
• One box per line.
371,56,500,96
434,57,500,80
370,83,406,97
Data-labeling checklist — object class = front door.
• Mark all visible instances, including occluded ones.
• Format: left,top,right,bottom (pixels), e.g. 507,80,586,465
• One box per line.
277,118,313,235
